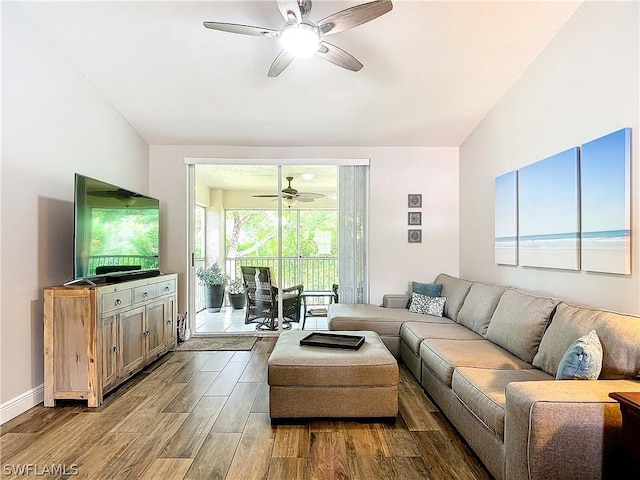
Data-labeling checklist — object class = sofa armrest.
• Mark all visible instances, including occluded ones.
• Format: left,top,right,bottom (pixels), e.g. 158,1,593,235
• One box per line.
382,294,410,309
505,379,640,480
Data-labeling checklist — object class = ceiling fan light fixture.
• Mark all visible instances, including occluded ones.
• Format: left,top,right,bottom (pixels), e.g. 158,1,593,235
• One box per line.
301,173,315,180
279,23,320,58
282,196,299,208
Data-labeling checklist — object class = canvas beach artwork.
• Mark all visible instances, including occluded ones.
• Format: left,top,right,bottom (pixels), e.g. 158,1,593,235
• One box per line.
518,148,580,270
580,128,631,274
495,171,518,265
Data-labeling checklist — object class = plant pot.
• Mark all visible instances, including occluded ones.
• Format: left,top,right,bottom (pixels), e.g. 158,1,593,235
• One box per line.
228,292,246,310
204,284,225,312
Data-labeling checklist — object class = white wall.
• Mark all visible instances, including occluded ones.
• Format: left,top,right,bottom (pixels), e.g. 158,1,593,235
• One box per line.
1,4,149,420
459,1,640,314
149,146,459,312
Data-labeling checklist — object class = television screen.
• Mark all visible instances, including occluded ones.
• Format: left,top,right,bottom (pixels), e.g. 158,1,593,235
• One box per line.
74,173,160,281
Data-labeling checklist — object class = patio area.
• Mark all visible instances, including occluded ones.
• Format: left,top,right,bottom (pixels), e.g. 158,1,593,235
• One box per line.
195,307,329,334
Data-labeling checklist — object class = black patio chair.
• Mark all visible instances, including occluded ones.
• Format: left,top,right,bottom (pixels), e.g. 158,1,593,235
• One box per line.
240,266,304,331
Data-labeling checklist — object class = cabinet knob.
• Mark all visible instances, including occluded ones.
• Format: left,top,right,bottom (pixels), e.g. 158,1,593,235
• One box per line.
113,346,118,353
164,286,170,292
143,292,149,298
167,319,172,324
115,299,122,306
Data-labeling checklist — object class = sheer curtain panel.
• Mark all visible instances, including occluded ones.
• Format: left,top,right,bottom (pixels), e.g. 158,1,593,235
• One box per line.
338,165,369,304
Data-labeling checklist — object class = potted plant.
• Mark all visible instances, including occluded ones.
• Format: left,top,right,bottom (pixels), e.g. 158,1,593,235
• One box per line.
227,279,246,310
196,262,228,313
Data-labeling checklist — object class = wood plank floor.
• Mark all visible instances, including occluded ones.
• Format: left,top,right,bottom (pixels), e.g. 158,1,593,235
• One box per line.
1,338,492,479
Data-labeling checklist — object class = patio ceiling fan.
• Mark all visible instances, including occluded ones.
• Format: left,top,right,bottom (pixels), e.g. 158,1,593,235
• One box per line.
252,176,324,207
203,0,393,77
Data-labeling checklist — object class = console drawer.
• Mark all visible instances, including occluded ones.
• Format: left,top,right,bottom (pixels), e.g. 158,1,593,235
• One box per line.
102,290,132,314
133,284,158,304
157,279,176,296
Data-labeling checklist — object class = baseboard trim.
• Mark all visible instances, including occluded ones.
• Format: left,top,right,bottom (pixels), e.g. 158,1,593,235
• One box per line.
0,384,44,425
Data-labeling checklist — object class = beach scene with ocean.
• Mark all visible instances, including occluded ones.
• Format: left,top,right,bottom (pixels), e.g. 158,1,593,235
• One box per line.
518,232,579,270
494,171,518,265
518,148,580,270
581,229,631,274
581,128,631,274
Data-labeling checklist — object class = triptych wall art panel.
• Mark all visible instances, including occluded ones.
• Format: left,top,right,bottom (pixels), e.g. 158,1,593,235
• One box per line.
518,148,580,270
581,128,631,274
494,128,631,275
494,171,518,265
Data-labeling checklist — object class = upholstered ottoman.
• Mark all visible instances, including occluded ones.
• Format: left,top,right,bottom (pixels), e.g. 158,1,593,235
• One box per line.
267,330,398,421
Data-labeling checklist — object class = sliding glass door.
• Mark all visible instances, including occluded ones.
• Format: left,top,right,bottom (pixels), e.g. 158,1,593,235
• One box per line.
186,160,367,336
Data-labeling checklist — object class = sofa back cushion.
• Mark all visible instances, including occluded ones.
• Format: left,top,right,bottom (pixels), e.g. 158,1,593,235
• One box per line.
456,283,506,336
412,281,443,297
486,289,558,363
434,273,473,321
532,302,640,379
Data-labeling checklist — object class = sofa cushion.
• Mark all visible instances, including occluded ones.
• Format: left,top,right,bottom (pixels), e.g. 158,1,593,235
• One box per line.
412,281,443,297
400,322,482,355
453,367,553,439
419,338,533,387
328,303,449,337
533,302,640,379
434,273,473,321
486,289,558,363
408,293,446,316
456,283,506,336
556,330,603,380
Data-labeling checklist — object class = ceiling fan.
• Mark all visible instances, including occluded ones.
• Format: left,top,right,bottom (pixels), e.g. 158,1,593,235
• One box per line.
252,176,325,207
203,0,393,77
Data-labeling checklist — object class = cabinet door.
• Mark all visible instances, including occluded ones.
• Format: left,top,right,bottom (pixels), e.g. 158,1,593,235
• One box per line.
165,295,177,349
146,299,167,358
101,314,119,390
119,306,146,376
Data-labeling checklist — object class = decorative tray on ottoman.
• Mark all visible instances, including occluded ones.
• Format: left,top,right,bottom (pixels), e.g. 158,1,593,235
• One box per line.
299,332,365,350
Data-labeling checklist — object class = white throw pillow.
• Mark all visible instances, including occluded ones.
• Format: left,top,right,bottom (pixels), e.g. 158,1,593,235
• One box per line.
408,292,446,317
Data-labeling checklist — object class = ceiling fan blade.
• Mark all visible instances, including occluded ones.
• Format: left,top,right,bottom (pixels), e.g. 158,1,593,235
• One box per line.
317,0,393,36
203,22,278,38
297,192,325,199
253,193,299,199
276,0,302,23
316,42,363,72
268,50,295,77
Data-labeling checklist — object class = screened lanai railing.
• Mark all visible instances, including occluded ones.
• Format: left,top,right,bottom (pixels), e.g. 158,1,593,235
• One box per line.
194,256,338,313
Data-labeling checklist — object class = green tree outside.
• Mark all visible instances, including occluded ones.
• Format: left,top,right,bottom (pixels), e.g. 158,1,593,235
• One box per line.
225,209,338,290
91,208,159,256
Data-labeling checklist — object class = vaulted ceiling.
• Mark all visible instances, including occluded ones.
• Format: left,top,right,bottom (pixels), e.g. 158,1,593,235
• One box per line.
16,1,582,147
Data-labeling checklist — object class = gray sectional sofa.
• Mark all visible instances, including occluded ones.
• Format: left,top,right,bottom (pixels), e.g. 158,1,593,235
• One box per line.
327,273,640,480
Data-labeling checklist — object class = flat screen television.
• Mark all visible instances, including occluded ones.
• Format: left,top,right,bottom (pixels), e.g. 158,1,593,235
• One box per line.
72,173,160,283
